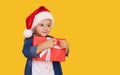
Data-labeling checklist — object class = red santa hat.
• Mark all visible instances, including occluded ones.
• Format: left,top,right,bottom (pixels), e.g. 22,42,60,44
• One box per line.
23,6,54,38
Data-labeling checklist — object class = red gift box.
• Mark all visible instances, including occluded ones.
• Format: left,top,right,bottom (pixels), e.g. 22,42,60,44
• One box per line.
32,36,66,62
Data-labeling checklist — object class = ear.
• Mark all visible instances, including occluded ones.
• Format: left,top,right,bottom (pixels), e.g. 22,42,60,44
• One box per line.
32,28,36,33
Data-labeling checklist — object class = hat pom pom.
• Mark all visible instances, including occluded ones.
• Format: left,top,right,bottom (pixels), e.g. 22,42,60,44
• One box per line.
23,29,33,38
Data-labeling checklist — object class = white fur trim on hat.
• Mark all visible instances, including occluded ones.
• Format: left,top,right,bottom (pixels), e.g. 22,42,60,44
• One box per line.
23,29,33,38
31,12,54,29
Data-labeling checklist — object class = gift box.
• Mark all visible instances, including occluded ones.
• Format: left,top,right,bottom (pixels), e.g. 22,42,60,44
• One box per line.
32,36,66,62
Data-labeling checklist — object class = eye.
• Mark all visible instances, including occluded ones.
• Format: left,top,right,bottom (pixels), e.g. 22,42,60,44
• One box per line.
39,24,44,27
48,24,52,27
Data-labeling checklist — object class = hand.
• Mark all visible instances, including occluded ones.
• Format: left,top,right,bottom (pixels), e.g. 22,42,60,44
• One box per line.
36,38,54,54
59,40,69,49
43,38,54,48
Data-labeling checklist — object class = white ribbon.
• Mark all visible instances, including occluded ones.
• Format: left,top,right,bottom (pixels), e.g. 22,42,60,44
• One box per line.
39,48,51,61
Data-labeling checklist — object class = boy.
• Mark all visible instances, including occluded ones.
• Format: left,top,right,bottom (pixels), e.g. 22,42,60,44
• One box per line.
22,6,69,75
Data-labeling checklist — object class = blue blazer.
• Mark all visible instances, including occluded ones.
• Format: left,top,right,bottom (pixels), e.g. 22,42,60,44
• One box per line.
22,36,69,75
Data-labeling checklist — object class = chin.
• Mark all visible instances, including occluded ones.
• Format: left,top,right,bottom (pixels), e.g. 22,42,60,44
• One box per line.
41,34,48,37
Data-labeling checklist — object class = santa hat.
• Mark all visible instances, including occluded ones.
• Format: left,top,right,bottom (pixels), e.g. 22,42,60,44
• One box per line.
23,6,54,38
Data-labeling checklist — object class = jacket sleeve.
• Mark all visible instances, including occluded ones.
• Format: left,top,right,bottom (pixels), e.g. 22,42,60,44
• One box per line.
22,38,39,59
66,49,69,57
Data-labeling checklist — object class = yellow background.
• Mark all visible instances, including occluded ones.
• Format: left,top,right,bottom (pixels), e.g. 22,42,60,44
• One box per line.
0,0,120,75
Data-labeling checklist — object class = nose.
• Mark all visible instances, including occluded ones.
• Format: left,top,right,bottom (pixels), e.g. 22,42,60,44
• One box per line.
44,26,48,30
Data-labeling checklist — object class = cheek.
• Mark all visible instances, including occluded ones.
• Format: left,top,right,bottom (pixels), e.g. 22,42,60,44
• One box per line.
36,27,41,32
48,29,51,32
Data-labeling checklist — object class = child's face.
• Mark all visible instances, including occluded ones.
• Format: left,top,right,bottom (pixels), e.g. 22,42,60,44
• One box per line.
33,19,52,36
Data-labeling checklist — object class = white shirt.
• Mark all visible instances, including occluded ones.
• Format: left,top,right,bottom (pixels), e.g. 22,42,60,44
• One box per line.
32,61,55,75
